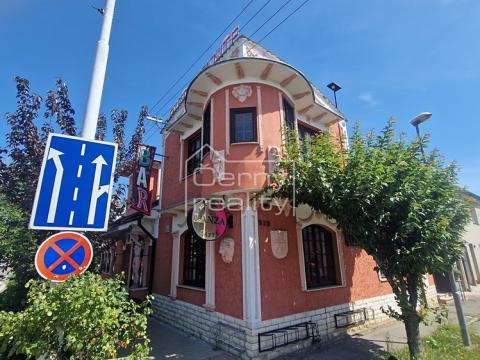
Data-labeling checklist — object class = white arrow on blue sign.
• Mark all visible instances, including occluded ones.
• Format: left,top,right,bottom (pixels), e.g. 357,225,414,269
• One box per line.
29,133,118,231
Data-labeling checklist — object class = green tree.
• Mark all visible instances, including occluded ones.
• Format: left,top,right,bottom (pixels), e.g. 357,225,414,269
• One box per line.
0,76,149,310
0,195,37,311
0,273,151,359
268,119,470,359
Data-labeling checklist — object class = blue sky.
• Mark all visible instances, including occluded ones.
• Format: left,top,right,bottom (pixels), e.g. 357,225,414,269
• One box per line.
0,0,479,193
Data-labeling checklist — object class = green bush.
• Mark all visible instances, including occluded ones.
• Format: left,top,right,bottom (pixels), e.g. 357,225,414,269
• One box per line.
0,273,151,359
378,324,480,360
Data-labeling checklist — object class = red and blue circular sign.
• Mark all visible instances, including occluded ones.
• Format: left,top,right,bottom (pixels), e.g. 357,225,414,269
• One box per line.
35,231,93,282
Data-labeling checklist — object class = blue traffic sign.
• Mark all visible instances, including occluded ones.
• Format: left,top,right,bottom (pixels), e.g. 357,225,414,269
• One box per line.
29,133,117,231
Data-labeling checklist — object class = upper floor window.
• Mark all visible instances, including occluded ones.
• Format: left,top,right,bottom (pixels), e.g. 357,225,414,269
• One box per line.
302,225,340,289
283,97,295,131
298,123,319,140
472,208,479,225
203,103,211,155
186,131,201,176
230,107,257,143
182,230,205,288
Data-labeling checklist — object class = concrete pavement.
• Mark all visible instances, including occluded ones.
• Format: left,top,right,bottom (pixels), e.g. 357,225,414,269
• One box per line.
147,288,480,360
147,319,234,360
280,287,480,359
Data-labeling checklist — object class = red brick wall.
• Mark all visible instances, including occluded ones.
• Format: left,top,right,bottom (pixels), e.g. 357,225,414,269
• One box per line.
257,208,393,320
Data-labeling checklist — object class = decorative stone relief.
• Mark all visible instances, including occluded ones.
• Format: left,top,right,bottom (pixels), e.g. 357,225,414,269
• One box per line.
267,146,280,174
271,230,288,259
211,149,225,181
231,85,252,103
295,203,313,221
131,243,142,287
219,237,235,264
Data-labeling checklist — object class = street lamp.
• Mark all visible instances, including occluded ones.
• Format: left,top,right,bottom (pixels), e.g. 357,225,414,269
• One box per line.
409,112,471,347
327,82,342,108
410,112,432,161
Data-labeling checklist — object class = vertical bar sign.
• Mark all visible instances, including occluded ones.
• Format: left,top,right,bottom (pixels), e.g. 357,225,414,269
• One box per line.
131,144,156,215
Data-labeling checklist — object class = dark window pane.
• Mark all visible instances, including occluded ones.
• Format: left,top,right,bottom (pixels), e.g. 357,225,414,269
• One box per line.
302,225,338,288
230,107,257,143
283,98,295,131
182,231,205,288
203,103,210,155
298,123,318,140
186,132,201,175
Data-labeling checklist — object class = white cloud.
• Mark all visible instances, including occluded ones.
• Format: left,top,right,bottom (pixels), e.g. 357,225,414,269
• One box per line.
358,92,378,107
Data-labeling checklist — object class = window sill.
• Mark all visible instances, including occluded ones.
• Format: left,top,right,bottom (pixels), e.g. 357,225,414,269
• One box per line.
128,286,148,291
182,168,201,181
304,284,344,292
177,284,205,292
230,142,259,146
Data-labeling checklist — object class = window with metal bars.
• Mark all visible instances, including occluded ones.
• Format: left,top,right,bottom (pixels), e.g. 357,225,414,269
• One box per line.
302,225,339,288
182,231,205,288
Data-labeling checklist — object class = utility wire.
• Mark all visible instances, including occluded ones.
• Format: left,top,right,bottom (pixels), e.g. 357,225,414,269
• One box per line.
152,0,292,118
249,0,293,39
146,0,312,143
255,0,310,45
148,0,254,114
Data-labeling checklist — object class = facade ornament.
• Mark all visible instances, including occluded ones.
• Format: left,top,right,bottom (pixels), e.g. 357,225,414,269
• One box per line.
267,146,280,173
131,244,142,287
271,230,288,259
232,85,252,103
211,149,225,181
219,237,235,264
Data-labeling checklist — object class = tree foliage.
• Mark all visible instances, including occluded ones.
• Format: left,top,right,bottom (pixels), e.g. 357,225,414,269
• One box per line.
268,119,470,359
0,195,37,311
0,76,149,310
0,273,151,359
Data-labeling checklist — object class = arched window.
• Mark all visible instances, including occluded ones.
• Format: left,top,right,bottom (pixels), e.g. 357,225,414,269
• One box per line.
182,230,205,288
302,225,339,288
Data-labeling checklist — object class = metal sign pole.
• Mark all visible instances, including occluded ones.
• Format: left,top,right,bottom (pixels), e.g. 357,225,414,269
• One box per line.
81,0,116,140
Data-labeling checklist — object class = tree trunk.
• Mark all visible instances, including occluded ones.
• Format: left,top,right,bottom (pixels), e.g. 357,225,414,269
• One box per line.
404,275,422,359
404,312,421,359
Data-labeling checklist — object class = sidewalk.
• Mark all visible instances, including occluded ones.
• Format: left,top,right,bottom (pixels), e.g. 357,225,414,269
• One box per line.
147,319,234,360
281,287,480,359
147,288,480,360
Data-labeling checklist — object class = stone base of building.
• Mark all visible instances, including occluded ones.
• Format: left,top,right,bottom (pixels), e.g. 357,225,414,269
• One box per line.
151,286,437,360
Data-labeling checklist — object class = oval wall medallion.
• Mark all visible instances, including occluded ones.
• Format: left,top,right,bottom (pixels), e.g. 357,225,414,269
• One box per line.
219,237,234,264
271,230,288,259
295,203,313,221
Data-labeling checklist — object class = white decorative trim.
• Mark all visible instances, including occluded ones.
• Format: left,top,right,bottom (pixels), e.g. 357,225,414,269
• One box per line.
256,86,264,151
204,241,216,309
296,212,346,291
158,135,167,208
178,139,184,182
278,91,285,129
210,98,214,147
231,84,252,103
170,232,181,298
242,205,262,323
225,89,230,155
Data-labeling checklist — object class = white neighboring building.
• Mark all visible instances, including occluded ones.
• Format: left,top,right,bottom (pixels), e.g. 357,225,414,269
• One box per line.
433,191,480,293
462,191,480,288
